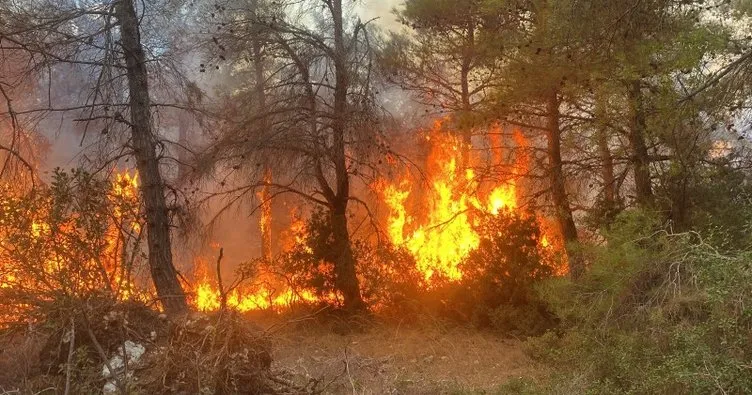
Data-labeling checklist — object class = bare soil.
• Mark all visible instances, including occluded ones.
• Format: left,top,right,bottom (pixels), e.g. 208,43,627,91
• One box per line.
267,318,543,394
0,313,543,394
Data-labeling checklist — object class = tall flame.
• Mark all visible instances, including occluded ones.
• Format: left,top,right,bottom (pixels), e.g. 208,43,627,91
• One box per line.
377,120,537,282
257,168,273,261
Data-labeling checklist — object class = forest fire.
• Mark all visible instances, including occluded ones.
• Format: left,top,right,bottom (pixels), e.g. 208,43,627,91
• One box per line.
0,122,556,318
184,114,550,312
0,169,144,324
118,119,555,312
3,0,749,390
188,212,325,312
375,119,545,282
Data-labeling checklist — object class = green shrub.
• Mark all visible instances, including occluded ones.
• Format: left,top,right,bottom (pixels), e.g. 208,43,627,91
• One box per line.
431,211,557,336
656,158,752,250
528,209,752,393
273,209,556,336
354,241,423,311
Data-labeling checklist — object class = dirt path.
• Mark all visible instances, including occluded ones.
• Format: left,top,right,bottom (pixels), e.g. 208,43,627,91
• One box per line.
269,321,542,394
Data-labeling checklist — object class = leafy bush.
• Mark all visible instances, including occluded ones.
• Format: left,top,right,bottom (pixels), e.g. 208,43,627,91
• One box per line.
656,157,752,250
456,211,557,336
460,211,554,306
354,241,423,311
0,169,147,327
414,211,557,336
274,209,556,336
527,209,752,393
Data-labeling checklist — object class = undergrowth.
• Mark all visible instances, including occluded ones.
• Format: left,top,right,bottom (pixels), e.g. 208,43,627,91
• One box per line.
511,210,752,394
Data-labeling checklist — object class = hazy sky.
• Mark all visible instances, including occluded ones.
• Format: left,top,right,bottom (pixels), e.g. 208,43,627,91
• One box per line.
356,0,403,31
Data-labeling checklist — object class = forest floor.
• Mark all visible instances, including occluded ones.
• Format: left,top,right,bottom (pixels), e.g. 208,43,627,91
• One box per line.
0,313,544,394
263,316,544,394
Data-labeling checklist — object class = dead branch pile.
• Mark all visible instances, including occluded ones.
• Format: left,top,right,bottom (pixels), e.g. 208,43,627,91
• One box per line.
1,295,322,394
137,311,274,394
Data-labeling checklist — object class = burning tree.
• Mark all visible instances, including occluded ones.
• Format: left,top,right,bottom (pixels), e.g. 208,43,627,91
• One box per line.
116,0,188,314
379,0,578,277
0,169,146,326
188,0,567,313
376,119,527,282
381,0,525,167
196,0,384,312
0,0,197,314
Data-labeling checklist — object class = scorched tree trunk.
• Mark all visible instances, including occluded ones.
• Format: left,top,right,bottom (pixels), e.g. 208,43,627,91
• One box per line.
330,0,364,312
116,0,188,315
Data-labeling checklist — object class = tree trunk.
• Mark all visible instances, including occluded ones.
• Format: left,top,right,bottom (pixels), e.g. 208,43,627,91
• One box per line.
330,0,364,312
596,126,619,222
252,33,273,261
545,91,582,278
458,22,474,171
330,199,364,312
277,31,359,307
627,80,653,206
117,0,188,315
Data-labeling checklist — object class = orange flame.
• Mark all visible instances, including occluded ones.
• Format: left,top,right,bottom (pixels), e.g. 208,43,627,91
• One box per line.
0,169,144,322
376,119,552,283
192,255,319,313
190,209,324,313
257,168,273,260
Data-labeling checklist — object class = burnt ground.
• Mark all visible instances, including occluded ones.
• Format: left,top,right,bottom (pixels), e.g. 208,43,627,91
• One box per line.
266,318,544,394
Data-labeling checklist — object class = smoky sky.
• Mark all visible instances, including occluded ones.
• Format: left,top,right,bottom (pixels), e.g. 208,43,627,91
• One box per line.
357,0,403,31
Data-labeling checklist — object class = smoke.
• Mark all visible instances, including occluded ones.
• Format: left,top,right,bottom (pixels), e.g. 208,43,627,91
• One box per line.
356,0,404,32
6,0,422,279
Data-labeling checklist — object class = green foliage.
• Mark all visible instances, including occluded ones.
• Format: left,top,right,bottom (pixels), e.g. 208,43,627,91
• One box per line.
424,212,557,336
383,0,527,130
354,241,423,310
461,211,554,304
657,157,752,250
275,209,556,335
277,210,339,301
527,209,752,393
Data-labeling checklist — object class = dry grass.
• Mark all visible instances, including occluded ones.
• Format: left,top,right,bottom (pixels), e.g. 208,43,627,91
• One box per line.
264,316,544,394
0,307,544,394
0,332,47,392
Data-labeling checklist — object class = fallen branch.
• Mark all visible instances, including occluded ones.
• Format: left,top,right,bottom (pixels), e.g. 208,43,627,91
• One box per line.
216,247,226,311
